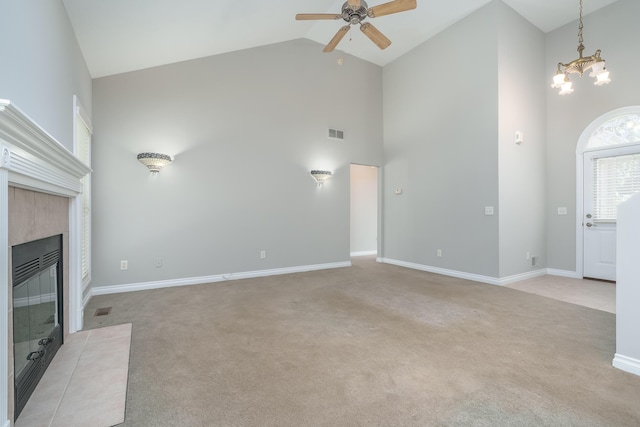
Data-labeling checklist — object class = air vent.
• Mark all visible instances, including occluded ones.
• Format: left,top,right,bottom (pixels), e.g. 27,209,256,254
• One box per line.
14,258,40,287
42,249,60,269
94,307,112,317
328,128,344,141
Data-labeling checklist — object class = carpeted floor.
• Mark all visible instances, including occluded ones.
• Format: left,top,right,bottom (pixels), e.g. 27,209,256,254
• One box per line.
84,257,640,426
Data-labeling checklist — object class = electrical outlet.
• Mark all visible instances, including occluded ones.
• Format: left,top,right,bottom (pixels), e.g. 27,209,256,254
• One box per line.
120,260,128,270
260,250,266,259
155,258,163,268
437,249,442,257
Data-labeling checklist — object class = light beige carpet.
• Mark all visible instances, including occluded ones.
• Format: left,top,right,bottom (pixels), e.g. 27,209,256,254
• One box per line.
84,257,640,426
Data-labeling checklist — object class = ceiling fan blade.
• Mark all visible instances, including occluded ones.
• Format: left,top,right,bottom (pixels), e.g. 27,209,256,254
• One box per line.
368,0,417,18
348,0,362,7
360,22,391,50
295,13,340,20
323,26,350,53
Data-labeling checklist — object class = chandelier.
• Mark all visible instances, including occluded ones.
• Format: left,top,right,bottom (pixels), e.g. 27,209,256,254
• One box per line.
551,0,611,95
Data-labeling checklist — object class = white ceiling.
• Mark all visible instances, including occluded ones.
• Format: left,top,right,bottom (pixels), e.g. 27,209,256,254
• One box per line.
62,0,620,78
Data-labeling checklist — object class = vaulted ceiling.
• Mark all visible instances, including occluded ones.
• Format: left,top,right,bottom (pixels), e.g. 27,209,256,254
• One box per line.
62,0,620,78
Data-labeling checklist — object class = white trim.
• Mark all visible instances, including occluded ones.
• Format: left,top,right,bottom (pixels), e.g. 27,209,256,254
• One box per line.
546,268,580,279
350,250,377,257
69,96,92,333
576,106,640,278
497,269,548,285
74,99,92,134
0,100,91,196
0,169,9,427
379,258,569,286
379,258,503,285
82,286,93,313
92,261,352,296
68,195,83,333
613,353,640,377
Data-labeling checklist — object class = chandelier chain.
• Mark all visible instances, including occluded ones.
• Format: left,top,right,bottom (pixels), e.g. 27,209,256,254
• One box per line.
577,0,584,53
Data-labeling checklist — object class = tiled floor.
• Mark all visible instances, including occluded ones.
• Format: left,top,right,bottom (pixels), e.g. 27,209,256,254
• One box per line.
504,275,616,313
13,275,615,426
15,323,131,427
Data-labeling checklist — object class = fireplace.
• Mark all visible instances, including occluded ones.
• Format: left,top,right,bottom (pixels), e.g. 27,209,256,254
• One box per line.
1,100,91,426
12,235,64,420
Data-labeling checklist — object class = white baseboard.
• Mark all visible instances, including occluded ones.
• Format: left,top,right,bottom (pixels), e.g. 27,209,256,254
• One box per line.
547,268,580,278
613,354,640,377
379,258,502,285
350,250,377,257
379,258,552,286
497,268,548,285
92,261,352,296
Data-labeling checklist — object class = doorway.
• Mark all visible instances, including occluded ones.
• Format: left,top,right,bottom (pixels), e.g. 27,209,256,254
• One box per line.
577,107,640,280
350,164,379,257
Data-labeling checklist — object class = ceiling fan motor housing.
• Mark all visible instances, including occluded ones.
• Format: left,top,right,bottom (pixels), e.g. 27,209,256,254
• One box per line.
342,1,369,24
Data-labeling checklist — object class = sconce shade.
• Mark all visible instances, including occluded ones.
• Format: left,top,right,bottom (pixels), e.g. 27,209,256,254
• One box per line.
310,170,332,184
137,152,172,174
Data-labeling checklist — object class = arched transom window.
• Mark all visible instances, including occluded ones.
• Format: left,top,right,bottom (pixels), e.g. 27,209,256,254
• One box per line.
587,113,640,149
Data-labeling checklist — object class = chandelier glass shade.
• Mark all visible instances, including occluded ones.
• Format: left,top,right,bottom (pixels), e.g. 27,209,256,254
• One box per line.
551,0,611,95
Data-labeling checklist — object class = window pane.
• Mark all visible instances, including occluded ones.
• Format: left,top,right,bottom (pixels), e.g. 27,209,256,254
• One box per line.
593,153,640,221
588,114,640,149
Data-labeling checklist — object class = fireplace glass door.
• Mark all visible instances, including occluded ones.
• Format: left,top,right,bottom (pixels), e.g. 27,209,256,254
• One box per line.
13,264,59,379
12,234,63,420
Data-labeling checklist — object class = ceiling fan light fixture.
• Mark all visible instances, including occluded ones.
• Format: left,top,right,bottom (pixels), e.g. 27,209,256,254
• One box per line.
296,0,416,53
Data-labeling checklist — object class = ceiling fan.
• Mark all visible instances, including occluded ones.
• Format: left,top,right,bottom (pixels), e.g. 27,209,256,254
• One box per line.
296,0,417,53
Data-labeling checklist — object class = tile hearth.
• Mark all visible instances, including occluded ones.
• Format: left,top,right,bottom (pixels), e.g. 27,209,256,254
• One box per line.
15,323,131,427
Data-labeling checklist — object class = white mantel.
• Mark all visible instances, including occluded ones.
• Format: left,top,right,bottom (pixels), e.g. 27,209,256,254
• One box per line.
0,99,91,427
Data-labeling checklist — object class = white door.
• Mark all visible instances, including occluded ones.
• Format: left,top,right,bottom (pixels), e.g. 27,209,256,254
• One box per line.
583,147,640,280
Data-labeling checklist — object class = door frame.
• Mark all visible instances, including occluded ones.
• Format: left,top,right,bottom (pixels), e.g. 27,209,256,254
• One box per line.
349,163,382,258
575,106,640,278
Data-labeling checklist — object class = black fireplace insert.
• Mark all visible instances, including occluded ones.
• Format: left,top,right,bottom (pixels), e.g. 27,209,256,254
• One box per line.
12,234,64,420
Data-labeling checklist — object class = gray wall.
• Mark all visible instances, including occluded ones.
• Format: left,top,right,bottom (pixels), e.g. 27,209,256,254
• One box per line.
616,193,640,368
91,39,383,287
382,0,638,279
545,0,640,272
0,0,91,149
382,2,500,277
497,3,546,277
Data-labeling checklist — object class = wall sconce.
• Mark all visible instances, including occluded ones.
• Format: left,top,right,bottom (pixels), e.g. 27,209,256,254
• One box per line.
310,170,332,185
137,152,172,174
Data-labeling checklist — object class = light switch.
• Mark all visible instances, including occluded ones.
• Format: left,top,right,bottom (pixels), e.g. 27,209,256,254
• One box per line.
557,207,568,215
485,206,494,215
394,188,403,195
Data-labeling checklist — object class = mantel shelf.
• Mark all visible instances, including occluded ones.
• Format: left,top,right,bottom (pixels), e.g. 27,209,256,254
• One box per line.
0,99,91,196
